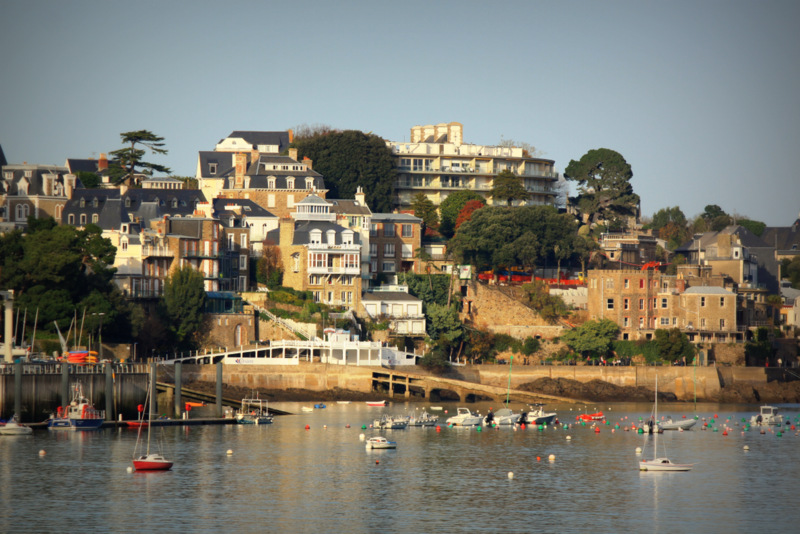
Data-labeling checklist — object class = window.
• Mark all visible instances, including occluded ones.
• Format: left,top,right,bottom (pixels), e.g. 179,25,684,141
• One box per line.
719,297,725,307
639,279,644,289
623,317,630,327
401,244,413,258
653,299,657,309
92,214,99,224
720,319,726,329
267,194,275,208
624,279,630,289
369,243,378,256
701,297,706,307
268,177,276,189
80,214,87,225
286,177,295,189
80,198,85,208
292,253,300,272
239,254,247,269
701,318,706,328
382,261,395,272
660,317,670,326
209,163,217,175
121,240,128,252
383,224,395,237
68,214,74,225
384,243,395,257
606,299,614,310
624,298,630,310
639,299,644,310
639,317,644,328
305,177,314,189
606,279,614,289
661,298,668,308
241,234,247,248
402,224,413,238
370,224,378,237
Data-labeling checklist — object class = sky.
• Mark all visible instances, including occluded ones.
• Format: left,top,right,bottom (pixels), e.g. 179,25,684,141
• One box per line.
2,0,799,226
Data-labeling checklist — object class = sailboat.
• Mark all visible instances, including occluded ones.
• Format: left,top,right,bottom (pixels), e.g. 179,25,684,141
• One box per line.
639,376,693,472
132,376,173,471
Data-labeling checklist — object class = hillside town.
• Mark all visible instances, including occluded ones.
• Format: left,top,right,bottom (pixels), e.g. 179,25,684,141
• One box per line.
1,123,799,373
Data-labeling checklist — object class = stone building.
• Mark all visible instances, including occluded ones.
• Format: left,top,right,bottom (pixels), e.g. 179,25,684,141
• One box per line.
1,163,77,228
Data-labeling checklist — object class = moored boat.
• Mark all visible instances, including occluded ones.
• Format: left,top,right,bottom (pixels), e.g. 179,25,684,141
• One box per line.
235,393,273,425
366,400,386,407
48,384,105,431
446,407,483,427
0,415,33,436
365,436,397,449
407,411,439,427
373,414,408,429
484,407,522,426
750,405,783,426
639,377,692,472
522,404,557,426
133,373,173,472
657,417,697,431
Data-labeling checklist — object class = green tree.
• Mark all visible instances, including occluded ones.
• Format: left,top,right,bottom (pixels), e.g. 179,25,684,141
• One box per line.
521,280,568,324
108,130,171,184
647,206,687,232
77,170,101,189
162,265,206,350
564,148,640,226
439,190,484,238
491,169,531,206
255,240,283,289
426,303,463,344
783,257,800,289
653,328,694,363
291,129,395,212
560,319,619,359
737,219,766,237
410,193,439,232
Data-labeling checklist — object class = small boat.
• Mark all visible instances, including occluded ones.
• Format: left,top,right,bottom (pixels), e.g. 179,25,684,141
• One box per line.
658,417,697,431
366,400,386,407
126,421,149,429
484,407,522,426
750,405,783,426
336,401,351,404
522,403,557,426
0,415,33,436
576,412,604,422
430,406,443,411
407,411,439,427
235,393,273,425
301,406,314,413
373,415,408,430
639,377,692,472
48,383,105,431
445,407,484,427
314,403,326,409
133,374,173,472
366,436,397,449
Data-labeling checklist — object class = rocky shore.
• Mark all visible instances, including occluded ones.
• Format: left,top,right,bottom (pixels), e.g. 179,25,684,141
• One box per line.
185,376,800,404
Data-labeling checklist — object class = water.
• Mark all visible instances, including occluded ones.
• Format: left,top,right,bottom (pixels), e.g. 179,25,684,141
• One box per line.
2,401,798,534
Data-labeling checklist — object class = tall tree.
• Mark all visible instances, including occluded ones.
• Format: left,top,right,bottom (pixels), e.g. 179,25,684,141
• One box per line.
162,265,206,350
560,319,619,359
455,199,485,230
410,193,439,232
653,328,695,363
290,129,395,212
564,148,640,226
108,130,171,185
491,169,531,206
438,190,484,238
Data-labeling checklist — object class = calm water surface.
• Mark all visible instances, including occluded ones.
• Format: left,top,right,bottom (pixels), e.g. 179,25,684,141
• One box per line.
1,401,798,534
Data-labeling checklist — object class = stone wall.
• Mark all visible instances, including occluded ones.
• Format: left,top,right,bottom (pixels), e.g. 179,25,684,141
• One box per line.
712,344,746,366
182,363,376,393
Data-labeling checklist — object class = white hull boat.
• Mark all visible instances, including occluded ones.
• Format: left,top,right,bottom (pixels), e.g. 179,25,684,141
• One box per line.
446,407,483,427
750,405,783,426
639,377,692,472
366,436,396,449
0,415,33,436
657,417,697,431
484,408,521,426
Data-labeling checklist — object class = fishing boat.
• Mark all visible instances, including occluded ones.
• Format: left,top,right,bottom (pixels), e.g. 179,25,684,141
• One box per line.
373,414,408,429
522,404,557,425
484,407,522,426
750,405,783,427
235,392,273,425
445,407,483,427
407,411,439,427
133,377,173,471
365,436,397,449
48,384,105,431
639,377,693,472
0,415,33,436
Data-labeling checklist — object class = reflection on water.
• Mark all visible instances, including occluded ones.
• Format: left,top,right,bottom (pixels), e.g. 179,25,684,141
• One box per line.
1,402,798,533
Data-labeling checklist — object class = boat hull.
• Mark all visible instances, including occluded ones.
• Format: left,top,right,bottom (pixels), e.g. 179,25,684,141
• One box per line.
48,418,104,431
133,455,173,471
639,458,693,472
0,424,33,436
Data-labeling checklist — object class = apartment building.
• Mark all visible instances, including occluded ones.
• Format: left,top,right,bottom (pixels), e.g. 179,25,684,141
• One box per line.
1,163,77,228
369,213,422,281
328,187,373,285
271,194,362,310
586,266,742,344
361,285,426,337
387,122,558,211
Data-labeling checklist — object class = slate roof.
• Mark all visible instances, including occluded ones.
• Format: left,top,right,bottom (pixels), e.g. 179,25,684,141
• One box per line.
761,219,800,253
675,225,771,255
328,198,372,216
197,151,236,178
223,131,291,153
361,291,421,303
371,213,422,223
266,220,360,247
0,144,6,167
1,164,70,196
212,198,276,219
683,286,735,295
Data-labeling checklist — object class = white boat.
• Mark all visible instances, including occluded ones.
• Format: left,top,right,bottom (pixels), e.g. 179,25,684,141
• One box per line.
657,417,697,431
336,401,351,404
301,406,314,412
373,415,408,430
133,376,173,472
750,405,783,426
639,377,693,472
445,407,483,427
235,393,273,425
365,436,396,449
522,404,557,426
407,411,439,427
0,415,33,436
484,407,521,426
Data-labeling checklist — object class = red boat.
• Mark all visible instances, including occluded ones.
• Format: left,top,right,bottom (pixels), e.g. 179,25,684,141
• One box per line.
576,412,604,422
133,454,173,471
366,400,386,407
126,421,148,429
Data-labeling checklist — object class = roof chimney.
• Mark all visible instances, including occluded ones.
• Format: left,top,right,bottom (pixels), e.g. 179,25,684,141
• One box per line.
289,148,298,161
288,129,294,143
303,156,312,170
98,153,108,171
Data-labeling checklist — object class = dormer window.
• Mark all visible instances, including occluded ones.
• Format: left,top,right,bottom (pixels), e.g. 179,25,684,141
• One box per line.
92,198,99,208
287,177,295,189
326,230,336,245
209,163,217,175
310,229,322,244
305,177,314,190
171,199,178,208
80,198,86,208
125,197,132,208
268,176,276,189
342,231,354,245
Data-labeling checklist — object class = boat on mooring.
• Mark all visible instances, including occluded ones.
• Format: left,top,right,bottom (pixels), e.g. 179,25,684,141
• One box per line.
48,384,105,431
0,415,33,436
366,436,397,449
522,403,557,426
750,405,783,426
235,393,273,425
446,407,484,427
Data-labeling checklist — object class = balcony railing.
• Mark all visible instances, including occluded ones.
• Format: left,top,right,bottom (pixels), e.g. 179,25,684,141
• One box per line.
141,245,172,257
307,266,361,275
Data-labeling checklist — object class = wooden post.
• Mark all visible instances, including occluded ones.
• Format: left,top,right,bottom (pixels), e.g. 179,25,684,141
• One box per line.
216,362,223,418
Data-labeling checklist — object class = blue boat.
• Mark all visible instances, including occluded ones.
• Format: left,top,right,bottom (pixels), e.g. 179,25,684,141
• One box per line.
48,384,105,431
314,403,326,409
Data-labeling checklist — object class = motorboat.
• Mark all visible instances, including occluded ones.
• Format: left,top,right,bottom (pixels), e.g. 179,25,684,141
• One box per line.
522,404,557,426
576,412,604,422
48,384,105,431
484,408,521,426
445,407,483,427
373,415,408,430
750,405,783,426
366,436,396,449
657,417,697,431
407,411,439,427
639,377,692,472
0,415,33,436
235,393,274,425
301,406,314,412
366,400,386,407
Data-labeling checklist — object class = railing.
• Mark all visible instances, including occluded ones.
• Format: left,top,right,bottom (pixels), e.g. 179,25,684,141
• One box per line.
141,245,172,257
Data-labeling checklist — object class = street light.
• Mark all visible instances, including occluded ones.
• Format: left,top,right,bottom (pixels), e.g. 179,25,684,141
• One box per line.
92,313,105,360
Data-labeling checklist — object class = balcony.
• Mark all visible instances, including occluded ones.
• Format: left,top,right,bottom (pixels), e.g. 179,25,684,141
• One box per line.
141,245,172,258
307,243,361,252
307,265,361,276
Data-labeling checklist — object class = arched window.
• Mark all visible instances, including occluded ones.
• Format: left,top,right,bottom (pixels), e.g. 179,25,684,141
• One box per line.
235,324,242,346
286,177,295,189
268,176,276,188
92,214,99,224
80,214,87,225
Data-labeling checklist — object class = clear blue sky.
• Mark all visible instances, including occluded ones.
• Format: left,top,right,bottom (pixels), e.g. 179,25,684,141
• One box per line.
2,0,799,226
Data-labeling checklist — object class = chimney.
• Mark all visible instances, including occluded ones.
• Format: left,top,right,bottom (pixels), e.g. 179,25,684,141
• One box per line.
98,153,108,171
289,148,298,161
288,129,294,143
303,156,313,170
279,217,295,247
355,186,366,207
234,153,247,188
